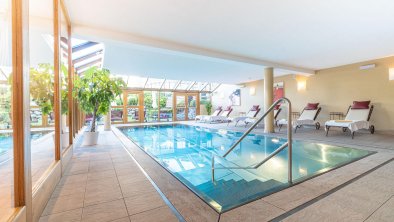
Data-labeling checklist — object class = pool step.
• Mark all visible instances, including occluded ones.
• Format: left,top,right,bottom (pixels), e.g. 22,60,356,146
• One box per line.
197,178,284,209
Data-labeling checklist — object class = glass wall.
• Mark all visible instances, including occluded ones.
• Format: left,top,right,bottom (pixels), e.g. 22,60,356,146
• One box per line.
159,92,173,121
111,94,124,123
29,0,55,187
0,0,14,219
126,92,141,122
144,91,159,122
60,6,70,151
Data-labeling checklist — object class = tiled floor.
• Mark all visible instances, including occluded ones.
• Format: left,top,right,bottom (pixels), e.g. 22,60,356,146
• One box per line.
39,130,178,222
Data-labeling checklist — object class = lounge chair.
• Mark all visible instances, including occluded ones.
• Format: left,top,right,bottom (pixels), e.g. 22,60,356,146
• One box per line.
205,106,233,123
195,106,222,122
325,101,375,139
111,110,123,122
228,105,261,126
278,103,322,132
244,105,282,127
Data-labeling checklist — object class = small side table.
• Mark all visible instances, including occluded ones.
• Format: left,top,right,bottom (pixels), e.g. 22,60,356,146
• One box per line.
329,112,344,120
291,112,301,120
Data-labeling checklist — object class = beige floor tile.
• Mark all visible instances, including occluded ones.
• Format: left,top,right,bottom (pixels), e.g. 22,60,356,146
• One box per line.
42,193,85,216
124,192,166,216
51,183,86,198
39,208,82,222
87,169,117,181
58,174,88,187
129,206,178,222
365,197,394,222
84,185,123,206
120,180,156,198
220,200,285,222
117,174,148,186
110,217,130,222
81,199,128,222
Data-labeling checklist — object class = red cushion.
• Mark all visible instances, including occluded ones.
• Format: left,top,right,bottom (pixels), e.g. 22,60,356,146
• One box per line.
352,101,370,109
274,104,281,110
224,106,232,111
215,106,222,111
251,105,260,111
305,103,319,110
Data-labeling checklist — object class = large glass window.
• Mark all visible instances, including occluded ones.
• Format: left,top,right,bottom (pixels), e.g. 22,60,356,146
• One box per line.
29,0,55,187
159,92,173,121
188,95,197,119
111,94,124,123
144,91,159,122
0,0,14,218
60,7,70,151
126,92,141,122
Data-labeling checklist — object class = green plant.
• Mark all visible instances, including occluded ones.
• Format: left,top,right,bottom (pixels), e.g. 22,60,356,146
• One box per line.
29,63,69,115
74,67,125,132
205,101,212,115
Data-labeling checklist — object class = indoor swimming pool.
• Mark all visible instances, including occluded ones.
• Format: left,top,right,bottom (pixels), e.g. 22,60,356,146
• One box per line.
120,124,373,212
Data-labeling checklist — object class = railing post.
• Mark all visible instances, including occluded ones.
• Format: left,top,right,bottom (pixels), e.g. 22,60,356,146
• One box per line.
287,100,293,184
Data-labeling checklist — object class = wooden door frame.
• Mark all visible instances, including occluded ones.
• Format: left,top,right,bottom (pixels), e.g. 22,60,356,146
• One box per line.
123,90,144,123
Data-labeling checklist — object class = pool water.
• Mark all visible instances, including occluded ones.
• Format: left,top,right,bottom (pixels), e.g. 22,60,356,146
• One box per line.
0,131,51,155
121,124,372,212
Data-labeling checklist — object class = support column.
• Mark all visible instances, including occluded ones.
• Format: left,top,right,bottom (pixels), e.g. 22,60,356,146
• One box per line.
104,105,111,131
264,67,274,133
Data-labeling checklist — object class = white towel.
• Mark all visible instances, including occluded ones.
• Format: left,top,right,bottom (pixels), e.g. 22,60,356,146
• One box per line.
325,120,370,132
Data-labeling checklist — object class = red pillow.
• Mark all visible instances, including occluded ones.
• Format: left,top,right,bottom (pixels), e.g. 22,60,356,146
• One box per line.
251,105,260,111
215,106,222,111
305,103,319,110
352,101,370,109
274,104,281,110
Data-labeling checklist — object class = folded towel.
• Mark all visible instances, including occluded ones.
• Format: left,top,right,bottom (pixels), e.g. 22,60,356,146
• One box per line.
335,120,353,123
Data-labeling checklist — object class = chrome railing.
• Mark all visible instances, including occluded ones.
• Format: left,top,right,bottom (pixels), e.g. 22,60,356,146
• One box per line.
211,97,293,184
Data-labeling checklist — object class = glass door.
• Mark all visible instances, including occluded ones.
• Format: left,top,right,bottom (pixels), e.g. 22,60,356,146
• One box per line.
175,93,199,121
125,91,143,123
175,94,186,121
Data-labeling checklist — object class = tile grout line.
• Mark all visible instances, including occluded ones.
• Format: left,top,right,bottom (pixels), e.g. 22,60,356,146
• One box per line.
111,130,187,222
110,146,131,221
362,195,394,222
269,158,394,222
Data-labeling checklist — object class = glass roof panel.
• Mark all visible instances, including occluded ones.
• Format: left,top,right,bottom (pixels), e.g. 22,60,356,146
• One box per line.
145,78,165,89
161,79,179,90
176,81,194,90
189,82,208,91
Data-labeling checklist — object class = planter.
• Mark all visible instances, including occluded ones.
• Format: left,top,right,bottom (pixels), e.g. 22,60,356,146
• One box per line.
82,131,99,146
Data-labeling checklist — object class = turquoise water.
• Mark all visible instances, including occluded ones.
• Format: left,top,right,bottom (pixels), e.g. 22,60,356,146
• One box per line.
0,131,51,155
121,124,372,212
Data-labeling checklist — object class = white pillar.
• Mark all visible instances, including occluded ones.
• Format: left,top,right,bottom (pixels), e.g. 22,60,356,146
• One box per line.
264,67,274,133
104,106,111,131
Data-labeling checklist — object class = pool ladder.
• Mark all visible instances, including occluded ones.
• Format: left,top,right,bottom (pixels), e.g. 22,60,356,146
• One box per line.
211,97,293,184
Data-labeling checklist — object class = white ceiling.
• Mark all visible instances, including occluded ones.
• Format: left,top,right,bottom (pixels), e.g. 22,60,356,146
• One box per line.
58,1,394,83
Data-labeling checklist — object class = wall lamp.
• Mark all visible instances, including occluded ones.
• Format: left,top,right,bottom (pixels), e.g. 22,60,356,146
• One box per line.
390,68,394,81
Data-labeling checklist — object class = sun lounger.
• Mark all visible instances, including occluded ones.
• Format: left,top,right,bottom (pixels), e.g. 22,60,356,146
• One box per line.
228,105,261,126
195,106,222,122
325,101,375,139
278,103,322,132
244,105,282,127
205,106,233,123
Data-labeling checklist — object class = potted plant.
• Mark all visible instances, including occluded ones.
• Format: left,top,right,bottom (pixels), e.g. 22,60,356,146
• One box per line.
74,67,124,145
205,101,213,115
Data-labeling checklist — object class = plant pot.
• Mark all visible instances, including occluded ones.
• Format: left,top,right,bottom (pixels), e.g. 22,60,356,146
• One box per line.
82,131,99,146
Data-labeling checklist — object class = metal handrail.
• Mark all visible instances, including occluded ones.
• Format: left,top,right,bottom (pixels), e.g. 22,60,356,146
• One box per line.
211,97,293,184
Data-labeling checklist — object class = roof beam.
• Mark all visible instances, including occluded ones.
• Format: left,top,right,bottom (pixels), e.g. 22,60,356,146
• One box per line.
73,49,103,64
75,58,102,72
72,42,99,53
73,26,315,75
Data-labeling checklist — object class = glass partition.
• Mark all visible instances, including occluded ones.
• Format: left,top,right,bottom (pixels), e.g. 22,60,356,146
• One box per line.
0,0,14,218
159,92,173,121
175,95,186,121
144,91,159,122
126,92,142,123
29,0,55,187
188,95,197,119
60,7,70,151
111,94,124,123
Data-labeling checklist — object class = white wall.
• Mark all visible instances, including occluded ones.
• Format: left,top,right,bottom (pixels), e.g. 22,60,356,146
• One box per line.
212,83,265,117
